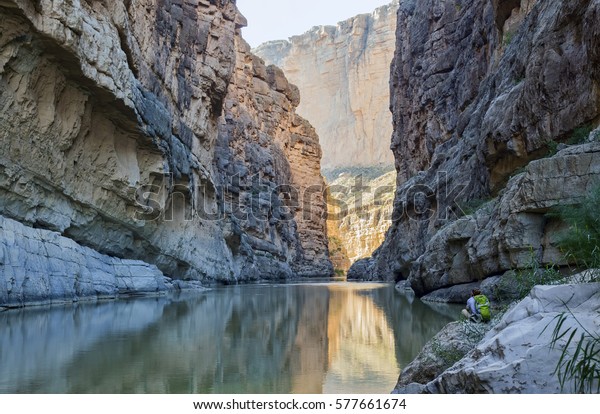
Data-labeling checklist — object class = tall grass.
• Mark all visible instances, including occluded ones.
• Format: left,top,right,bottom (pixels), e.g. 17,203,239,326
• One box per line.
548,312,600,393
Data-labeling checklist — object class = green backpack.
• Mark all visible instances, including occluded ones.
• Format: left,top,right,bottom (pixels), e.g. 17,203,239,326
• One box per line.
474,294,491,322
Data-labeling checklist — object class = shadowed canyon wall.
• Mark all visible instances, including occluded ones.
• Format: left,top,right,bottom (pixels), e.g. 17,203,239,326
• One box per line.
349,0,600,297
215,35,332,279
0,0,331,306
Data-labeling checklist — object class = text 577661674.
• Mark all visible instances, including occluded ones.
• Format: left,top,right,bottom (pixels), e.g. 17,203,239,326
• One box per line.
335,399,407,410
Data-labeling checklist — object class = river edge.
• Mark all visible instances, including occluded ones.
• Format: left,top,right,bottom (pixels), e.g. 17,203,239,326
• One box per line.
0,270,363,311
0,275,353,311
392,281,600,393
0,282,208,312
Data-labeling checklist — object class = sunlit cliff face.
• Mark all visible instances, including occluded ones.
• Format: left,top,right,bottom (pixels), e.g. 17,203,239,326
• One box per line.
326,169,396,272
253,1,399,170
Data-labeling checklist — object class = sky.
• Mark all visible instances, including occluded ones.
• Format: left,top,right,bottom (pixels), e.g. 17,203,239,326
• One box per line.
237,0,394,48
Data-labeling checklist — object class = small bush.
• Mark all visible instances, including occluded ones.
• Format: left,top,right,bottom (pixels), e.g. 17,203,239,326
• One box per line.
553,186,600,275
546,140,559,157
460,318,489,347
430,338,465,366
457,197,493,217
568,125,593,145
514,263,563,300
503,31,514,47
496,249,564,301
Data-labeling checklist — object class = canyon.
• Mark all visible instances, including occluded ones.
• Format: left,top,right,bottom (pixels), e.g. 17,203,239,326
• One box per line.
255,2,399,270
1,0,600,395
0,0,331,307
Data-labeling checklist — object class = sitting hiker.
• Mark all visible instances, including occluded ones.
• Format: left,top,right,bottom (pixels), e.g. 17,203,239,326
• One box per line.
461,289,491,323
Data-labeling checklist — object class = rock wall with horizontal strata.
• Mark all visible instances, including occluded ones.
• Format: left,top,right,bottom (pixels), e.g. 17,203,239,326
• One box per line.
349,0,600,294
0,0,331,305
0,0,238,284
0,215,195,308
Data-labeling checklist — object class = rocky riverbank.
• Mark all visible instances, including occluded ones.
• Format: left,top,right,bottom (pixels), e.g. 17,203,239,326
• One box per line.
0,215,206,309
394,281,600,394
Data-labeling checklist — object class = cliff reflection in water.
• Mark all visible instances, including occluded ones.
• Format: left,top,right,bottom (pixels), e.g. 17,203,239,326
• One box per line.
0,283,458,393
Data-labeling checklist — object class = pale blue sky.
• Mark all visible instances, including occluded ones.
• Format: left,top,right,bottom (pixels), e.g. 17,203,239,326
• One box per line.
237,0,394,48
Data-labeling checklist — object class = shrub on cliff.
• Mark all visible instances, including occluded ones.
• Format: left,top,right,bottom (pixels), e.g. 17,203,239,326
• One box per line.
555,186,600,277
494,251,563,303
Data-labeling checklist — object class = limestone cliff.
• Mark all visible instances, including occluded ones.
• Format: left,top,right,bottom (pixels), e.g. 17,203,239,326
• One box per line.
254,2,399,271
0,0,331,306
253,0,398,169
350,0,600,294
411,141,600,297
215,36,332,279
326,168,395,272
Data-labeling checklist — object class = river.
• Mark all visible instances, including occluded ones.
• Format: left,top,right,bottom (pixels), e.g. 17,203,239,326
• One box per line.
0,282,459,393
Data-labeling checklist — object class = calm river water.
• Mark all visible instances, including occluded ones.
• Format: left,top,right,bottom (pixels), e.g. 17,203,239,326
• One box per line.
0,282,459,393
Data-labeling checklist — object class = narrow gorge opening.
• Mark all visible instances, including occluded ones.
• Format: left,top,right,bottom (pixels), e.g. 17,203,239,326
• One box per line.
240,0,400,275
